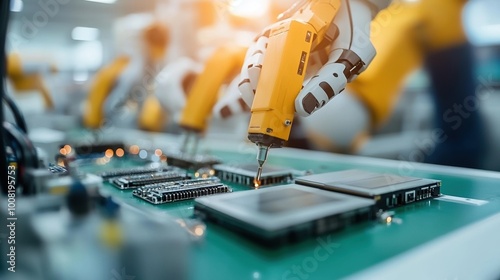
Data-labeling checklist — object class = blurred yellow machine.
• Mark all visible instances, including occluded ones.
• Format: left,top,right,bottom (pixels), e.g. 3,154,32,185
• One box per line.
178,44,247,153
154,0,284,152
83,56,131,129
348,0,468,128
83,0,257,132
82,21,169,130
303,0,471,153
180,45,247,132
6,53,57,109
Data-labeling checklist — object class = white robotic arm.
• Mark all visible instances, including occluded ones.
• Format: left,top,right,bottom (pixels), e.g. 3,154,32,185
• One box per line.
295,0,380,116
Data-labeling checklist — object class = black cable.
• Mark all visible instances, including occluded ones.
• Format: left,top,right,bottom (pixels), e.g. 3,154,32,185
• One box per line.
3,94,28,133
1,0,12,193
346,0,354,49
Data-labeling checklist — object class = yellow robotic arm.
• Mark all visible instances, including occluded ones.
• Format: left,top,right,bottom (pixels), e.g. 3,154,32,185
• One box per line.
348,0,469,127
180,45,247,132
239,0,342,184
246,0,342,149
7,53,57,109
178,44,247,153
237,0,388,183
300,0,470,155
83,20,169,130
82,56,131,129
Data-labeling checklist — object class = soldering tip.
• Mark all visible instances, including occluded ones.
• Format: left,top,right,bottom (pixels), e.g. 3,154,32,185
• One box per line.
254,166,263,188
254,144,270,188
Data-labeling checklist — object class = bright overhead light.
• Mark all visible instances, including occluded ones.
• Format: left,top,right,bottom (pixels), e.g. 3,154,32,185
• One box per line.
71,27,100,41
10,0,23,12
229,0,269,18
85,0,117,4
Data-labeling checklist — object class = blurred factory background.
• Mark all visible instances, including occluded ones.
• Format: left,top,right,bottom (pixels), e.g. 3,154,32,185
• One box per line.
2,1,500,279
4,0,500,171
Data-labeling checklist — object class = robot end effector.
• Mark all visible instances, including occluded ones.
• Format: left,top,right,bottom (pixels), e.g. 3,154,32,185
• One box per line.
237,0,389,183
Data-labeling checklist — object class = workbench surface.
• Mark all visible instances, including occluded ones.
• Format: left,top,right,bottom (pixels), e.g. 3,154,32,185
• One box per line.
75,130,500,280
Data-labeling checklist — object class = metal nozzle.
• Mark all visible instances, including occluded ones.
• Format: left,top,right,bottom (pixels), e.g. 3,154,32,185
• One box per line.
180,132,191,154
254,144,270,187
180,131,200,156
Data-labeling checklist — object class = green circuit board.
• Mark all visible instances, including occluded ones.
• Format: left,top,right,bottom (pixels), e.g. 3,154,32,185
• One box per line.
80,149,500,280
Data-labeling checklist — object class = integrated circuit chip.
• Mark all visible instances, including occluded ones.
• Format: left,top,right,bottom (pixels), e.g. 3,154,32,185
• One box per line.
99,165,172,180
110,171,191,190
133,178,231,204
212,164,293,187
48,163,68,175
164,151,220,170
295,169,441,210
194,184,375,247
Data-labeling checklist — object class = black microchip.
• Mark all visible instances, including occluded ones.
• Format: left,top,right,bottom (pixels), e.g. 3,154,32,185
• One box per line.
110,171,191,190
48,163,68,175
194,184,375,247
295,170,442,210
165,151,220,170
99,165,174,180
63,142,125,155
213,164,293,187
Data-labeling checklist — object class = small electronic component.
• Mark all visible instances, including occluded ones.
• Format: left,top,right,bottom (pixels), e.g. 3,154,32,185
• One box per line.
133,178,231,204
164,151,220,169
110,171,191,190
194,184,375,247
212,163,294,187
48,163,68,175
99,165,173,180
295,169,442,210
